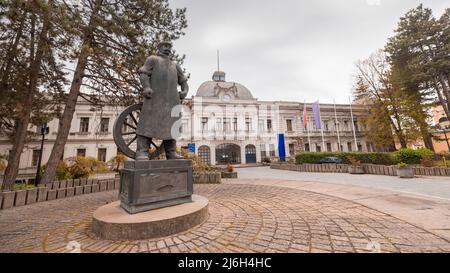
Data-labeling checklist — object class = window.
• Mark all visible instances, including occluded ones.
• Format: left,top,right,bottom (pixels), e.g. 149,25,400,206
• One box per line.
233,117,238,132
289,143,295,156
304,143,310,152
267,119,272,131
357,142,363,152
269,144,275,157
216,118,222,132
223,118,231,132
98,148,107,162
80,117,89,133
354,120,359,131
286,119,293,132
245,117,251,131
77,148,86,157
260,144,267,158
258,119,264,132
316,144,321,152
344,120,349,131
201,117,208,132
347,142,352,152
327,143,332,152
32,150,41,166
324,120,329,131
100,118,109,133
198,146,211,165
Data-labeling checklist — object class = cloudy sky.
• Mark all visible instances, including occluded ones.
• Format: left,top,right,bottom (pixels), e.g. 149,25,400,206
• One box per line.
169,0,448,104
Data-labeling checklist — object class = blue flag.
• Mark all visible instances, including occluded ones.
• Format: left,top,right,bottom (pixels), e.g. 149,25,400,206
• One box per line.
312,101,321,129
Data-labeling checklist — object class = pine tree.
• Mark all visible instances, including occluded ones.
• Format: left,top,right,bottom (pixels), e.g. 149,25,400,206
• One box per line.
1,0,69,190
40,0,187,184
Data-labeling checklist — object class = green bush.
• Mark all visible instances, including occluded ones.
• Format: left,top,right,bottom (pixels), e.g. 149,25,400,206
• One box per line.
392,148,434,165
295,152,397,165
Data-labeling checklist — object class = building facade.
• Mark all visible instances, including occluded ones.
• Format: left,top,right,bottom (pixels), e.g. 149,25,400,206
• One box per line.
0,69,370,181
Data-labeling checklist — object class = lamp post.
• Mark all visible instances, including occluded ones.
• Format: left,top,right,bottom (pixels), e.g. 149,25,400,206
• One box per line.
442,126,450,152
440,113,450,152
35,123,49,186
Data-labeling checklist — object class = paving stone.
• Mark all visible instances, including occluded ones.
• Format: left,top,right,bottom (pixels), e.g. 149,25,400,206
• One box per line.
14,190,27,207
0,183,449,253
99,181,107,192
47,190,57,201
52,181,60,190
83,185,92,194
1,191,15,209
26,188,38,205
37,187,48,202
107,179,114,190
75,186,84,196
92,184,100,193
57,189,66,199
66,187,75,197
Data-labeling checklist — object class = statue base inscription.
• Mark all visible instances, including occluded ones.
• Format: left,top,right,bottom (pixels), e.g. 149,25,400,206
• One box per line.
119,159,193,214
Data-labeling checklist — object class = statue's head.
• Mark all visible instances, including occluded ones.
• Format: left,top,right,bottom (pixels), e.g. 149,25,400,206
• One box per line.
157,41,173,57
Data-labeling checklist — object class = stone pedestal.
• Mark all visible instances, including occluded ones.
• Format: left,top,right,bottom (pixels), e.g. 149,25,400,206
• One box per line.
119,160,193,214
92,195,208,240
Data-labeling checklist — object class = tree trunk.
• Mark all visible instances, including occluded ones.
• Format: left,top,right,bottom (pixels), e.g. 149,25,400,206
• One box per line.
40,0,103,184
2,6,51,191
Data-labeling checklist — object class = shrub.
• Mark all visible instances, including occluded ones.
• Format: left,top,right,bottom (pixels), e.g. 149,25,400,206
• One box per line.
107,153,127,171
65,156,109,179
392,148,434,165
347,156,361,166
262,157,271,164
178,148,219,173
295,152,397,165
397,162,408,168
226,164,234,172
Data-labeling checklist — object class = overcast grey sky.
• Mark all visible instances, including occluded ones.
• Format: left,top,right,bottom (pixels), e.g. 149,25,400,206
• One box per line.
169,0,448,104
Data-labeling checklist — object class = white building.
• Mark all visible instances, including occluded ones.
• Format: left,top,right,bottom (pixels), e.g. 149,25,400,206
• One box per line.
0,69,371,181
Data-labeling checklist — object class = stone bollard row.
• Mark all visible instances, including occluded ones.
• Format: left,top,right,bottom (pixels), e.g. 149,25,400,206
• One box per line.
0,177,121,210
193,172,221,184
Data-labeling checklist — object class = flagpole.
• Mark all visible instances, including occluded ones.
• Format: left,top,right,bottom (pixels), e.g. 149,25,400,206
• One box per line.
349,96,358,151
304,101,311,151
307,115,311,151
318,101,325,151
333,99,341,152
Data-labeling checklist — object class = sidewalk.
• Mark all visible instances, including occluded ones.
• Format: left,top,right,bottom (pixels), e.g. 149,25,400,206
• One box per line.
229,167,450,240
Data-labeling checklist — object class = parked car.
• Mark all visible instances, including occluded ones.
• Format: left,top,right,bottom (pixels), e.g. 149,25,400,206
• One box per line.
318,157,343,164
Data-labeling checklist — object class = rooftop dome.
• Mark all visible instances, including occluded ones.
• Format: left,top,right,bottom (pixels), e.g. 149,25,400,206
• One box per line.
195,71,254,100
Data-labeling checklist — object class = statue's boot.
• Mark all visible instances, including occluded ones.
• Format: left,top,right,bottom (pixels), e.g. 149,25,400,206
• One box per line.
164,139,184,160
136,135,151,161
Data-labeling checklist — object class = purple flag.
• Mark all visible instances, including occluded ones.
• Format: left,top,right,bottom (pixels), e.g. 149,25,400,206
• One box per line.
312,101,321,129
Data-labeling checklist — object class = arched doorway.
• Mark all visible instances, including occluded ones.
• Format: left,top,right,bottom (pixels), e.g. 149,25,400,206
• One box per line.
216,143,241,164
198,145,211,165
245,144,256,163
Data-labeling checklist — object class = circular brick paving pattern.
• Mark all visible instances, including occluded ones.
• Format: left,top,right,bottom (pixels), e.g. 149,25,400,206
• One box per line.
1,184,449,253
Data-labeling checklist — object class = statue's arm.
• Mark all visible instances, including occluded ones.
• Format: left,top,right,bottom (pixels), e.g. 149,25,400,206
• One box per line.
177,64,189,99
139,57,154,98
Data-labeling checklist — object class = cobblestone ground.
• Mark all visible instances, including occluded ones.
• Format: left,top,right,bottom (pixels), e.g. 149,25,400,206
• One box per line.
1,184,449,253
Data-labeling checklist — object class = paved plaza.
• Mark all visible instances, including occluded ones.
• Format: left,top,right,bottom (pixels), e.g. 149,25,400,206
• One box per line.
1,167,450,253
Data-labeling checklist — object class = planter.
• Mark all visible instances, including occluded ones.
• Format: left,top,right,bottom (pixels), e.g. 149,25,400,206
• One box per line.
348,165,364,174
396,167,415,178
221,171,238,179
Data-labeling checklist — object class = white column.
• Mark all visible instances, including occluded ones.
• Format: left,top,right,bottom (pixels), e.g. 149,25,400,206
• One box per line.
210,144,216,165
240,143,246,164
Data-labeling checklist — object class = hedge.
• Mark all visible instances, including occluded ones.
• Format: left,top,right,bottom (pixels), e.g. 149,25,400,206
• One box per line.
295,152,397,165
295,148,435,166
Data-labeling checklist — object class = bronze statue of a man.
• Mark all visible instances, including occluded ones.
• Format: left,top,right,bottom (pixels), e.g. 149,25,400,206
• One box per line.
136,41,188,160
